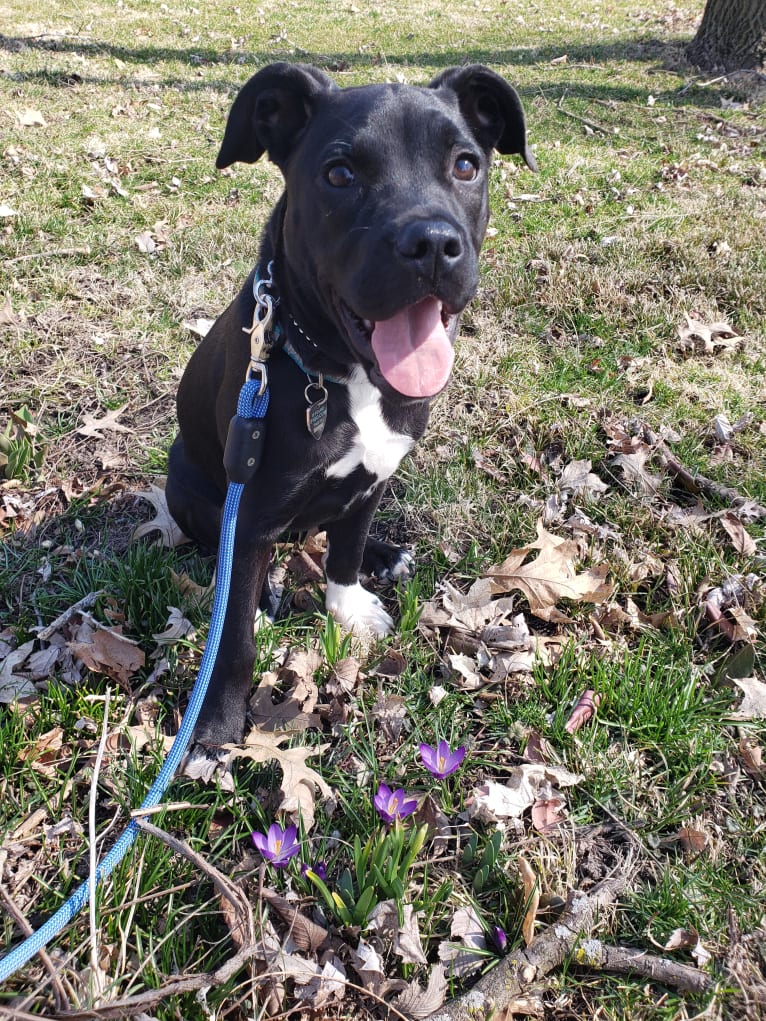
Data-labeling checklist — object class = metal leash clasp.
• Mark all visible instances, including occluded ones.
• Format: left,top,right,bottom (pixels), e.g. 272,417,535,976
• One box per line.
243,260,277,394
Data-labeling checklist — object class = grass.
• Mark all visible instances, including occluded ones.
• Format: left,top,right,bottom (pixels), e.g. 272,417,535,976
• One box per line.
1,1,765,1018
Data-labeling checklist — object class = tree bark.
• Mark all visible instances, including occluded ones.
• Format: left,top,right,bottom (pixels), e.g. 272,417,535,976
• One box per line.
687,0,766,72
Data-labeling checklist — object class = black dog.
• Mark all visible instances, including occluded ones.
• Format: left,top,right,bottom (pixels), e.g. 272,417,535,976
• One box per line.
165,62,535,748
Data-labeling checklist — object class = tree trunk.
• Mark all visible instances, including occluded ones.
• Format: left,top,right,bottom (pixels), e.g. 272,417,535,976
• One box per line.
687,0,766,72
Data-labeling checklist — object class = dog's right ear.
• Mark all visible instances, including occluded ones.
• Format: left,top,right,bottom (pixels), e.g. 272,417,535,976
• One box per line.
216,63,336,170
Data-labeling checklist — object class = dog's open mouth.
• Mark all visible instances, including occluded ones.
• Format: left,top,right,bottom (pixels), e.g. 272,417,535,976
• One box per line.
338,296,455,399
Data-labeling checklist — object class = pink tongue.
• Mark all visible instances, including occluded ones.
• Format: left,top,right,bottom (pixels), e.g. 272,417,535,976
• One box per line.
370,297,454,398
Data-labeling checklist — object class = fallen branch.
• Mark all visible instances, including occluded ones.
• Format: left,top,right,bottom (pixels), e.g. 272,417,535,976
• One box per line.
425,857,711,1021
644,427,766,519
427,872,628,1020
571,937,712,995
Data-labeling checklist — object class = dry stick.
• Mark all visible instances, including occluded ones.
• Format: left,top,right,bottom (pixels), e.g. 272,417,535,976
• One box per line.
570,938,711,994
427,861,710,1021
88,686,111,1005
556,92,614,135
644,426,766,519
0,882,70,1014
134,818,253,936
58,943,264,1020
5,247,92,266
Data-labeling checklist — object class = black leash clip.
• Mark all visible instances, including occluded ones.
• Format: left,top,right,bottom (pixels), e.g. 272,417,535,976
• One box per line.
223,414,267,484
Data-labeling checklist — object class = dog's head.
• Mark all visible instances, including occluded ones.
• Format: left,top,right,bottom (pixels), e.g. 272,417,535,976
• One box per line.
217,63,535,400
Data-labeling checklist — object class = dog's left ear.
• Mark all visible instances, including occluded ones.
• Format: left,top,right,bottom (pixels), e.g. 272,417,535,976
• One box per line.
430,65,537,171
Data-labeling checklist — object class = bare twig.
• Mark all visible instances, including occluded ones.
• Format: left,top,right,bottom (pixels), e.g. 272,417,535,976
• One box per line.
0,883,70,1013
134,818,253,935
556,92,615,135
35,592,105,641
89,686,111,1003
58,943,264,1020
5,247,92,266
428,857,713,1020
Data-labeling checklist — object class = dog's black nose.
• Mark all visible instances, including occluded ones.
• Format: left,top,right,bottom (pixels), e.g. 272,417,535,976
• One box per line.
396,219,463,278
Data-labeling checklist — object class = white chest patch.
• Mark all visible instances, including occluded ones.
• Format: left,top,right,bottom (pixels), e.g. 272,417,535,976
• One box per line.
326,367,414,482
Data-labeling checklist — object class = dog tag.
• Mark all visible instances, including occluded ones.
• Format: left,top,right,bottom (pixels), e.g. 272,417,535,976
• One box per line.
305,381,328,440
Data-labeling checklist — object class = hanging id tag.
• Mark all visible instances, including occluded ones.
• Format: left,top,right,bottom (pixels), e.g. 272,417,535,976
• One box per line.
305,379,328,439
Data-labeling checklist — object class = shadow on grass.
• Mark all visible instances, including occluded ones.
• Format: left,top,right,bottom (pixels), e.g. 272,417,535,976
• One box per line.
2,31,686,66
2,31,730,118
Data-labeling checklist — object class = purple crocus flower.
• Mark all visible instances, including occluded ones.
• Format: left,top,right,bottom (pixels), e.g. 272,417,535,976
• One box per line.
252,823,300,868
373,783,418,825
301,860,327,881
491,925,508,953
419,739,466,779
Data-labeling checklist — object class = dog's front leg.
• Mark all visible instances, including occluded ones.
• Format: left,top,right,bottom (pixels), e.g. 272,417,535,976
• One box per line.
194,540,272,748
323,491,394,637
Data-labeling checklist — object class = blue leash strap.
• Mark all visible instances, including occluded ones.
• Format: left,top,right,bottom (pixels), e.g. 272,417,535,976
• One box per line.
0,378,269,984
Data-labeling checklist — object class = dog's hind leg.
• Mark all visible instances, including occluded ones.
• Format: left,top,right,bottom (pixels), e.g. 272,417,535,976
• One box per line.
165,435,225,551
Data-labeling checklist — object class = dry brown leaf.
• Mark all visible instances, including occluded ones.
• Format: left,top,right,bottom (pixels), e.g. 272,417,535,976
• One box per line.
131,482,189,547
738,734,763,774
349,939,387,995
523,731,553,764
447,652,483,689
227,730,333,830
249,670,321,733
294,954,346,1008
664,927,699,951
324,655,361,696
610,448,662,495
369,649,406,678
372,691,408,741
69,618,145,685
394,904,429,966
518,855,540,945
439,905,487,978
468,764,583,823
17,108,47,127
730,676,766,720
76,405,133,440
182,317,215,338
486,521,614,619
18,726,65,778
261,890,329,953
558,458,609,498
676,313,742,357
391,964,447,1019
152,606,195,645
719,512,757,556
531,795,567,833
0,640,39,702
170,569,214,602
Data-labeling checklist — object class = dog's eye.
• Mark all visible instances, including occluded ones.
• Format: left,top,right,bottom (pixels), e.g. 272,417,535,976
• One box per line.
453,155,479,182
326,163,355,187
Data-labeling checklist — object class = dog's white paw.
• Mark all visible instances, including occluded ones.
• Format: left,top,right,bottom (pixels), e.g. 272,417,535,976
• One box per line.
325,580,393,637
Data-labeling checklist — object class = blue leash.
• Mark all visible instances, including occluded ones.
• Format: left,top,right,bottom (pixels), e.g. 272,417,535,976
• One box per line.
0,379,269,984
